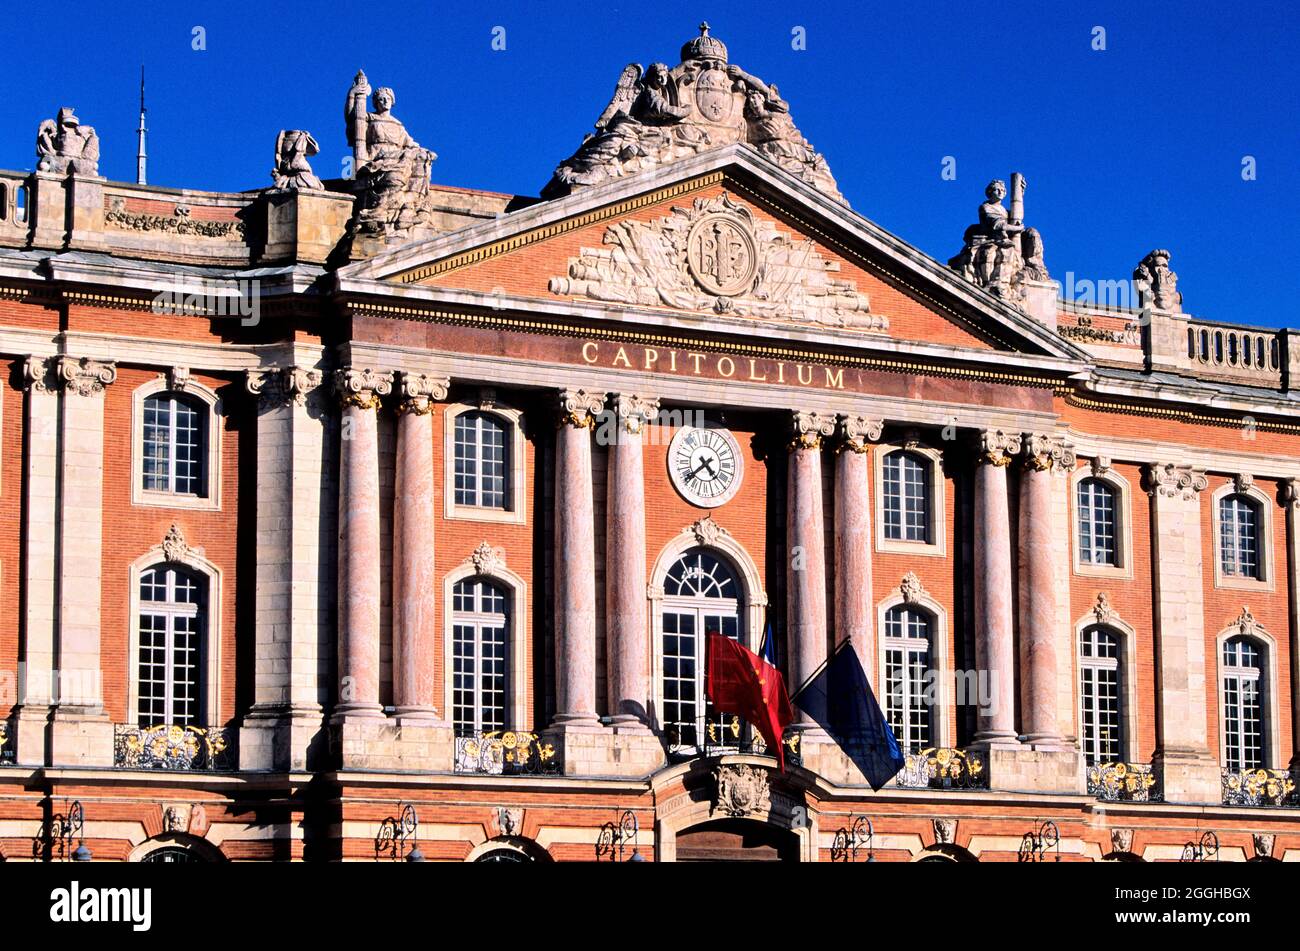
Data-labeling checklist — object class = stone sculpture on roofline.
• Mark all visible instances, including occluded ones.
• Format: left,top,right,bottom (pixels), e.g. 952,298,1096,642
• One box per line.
36,107,100,176
543,23,844,204
948,173,1049,308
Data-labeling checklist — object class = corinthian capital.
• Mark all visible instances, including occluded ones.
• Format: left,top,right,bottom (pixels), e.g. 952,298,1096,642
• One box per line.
396,372,449,415
56,356,117,397
978,429,1021,466
1143,462,1208,500
837,413,883,454
790,410,836,451
1021,432,1077,472
558,387,605,428
335,367,394,410
612,393,660,435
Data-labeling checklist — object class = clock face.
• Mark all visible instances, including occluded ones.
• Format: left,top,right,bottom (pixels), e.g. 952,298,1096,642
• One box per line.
668,426,743,508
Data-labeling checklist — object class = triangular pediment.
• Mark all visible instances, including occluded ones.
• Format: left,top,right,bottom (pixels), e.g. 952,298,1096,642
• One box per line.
338,145,1087,368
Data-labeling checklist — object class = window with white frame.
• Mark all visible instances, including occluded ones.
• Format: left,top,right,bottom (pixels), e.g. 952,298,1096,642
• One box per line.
1077,479,1118,567
137,565,205,727
453,412,509,509
142,393,206,496
1222,636,1265,771
661,549,742,749
451,577,510,733
1219,494,1261,580
882,605,932,752
882,450,931,543
1079,625,1124,766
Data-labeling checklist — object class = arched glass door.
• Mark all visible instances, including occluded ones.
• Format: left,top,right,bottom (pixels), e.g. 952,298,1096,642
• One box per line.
661,548,743,751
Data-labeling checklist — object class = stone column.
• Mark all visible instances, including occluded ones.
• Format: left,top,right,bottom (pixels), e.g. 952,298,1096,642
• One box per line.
552,388,605,732
1018,433,1073,750
973,429,1020,748
49,356,117,766
333,367,392,721
834,414,882,677
239,366,332,770
14,358,59,764
1284,481,1300,771
392,373,449,721
605,394,658,728
1145,462,1220,802
787,411,835,724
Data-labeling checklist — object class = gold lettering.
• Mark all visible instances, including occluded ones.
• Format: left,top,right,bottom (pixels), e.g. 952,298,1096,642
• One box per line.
689,353,705,374
776,362,785,384
824,367,844,389
644,347,659,370
797,364,813,386
582,341,599,363
668,350,677,372
717,356,735,378
747,358,767,382
613,346,632,368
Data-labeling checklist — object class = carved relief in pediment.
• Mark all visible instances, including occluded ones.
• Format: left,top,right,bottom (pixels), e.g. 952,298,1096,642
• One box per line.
548,192,886,333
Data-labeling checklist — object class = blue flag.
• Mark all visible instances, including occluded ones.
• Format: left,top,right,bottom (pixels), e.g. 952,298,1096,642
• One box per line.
759,622,777,667
792,640,905,791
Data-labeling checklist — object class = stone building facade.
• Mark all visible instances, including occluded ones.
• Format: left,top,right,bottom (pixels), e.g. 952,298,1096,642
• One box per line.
1,27,1298,862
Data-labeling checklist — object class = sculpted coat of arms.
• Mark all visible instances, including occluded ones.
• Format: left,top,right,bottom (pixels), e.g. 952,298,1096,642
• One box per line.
549,192,885,331
713,763,772,818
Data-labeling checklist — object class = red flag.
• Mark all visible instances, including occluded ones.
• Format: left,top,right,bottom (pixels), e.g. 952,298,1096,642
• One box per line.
705,632,796,770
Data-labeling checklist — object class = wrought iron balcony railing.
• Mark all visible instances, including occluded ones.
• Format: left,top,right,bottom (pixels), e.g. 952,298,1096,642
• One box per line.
113,724,234,771
1221,767,1298,808
893,747,987,789
663,716,801,767
1087,762,1162,802
0,721,13,765
453,730,561,776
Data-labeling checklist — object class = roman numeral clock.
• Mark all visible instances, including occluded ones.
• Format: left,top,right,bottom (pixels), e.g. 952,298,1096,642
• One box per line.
668,425,743,508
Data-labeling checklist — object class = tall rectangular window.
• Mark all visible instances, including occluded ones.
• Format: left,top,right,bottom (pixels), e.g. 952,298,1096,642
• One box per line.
451,578,509,733
883,605,932,752
454,412,508,509
1079,626,1123,765
1222,637,1264,771
1220,495,1260,579
1077,479,1117,566
883,451,930,543
143,394,204,496
138,566,203,726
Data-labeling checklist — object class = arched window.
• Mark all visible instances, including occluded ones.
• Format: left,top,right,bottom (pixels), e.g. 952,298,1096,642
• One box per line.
882,605,932,752
451,577,510,733
661,549,741,748
1077,479,1118,566
1222,636,1265,770
137,565,205,727
454,411,509,509
882,451,931,543
1079,625,1124,765
142,392,207,496
1219,494,1261,580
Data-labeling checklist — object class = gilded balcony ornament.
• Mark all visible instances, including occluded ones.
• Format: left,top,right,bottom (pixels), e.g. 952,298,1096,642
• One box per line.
1222,767,1298,807
1087,761,1160,802
113,723,232,771
454,730,560,776
895,747,987,789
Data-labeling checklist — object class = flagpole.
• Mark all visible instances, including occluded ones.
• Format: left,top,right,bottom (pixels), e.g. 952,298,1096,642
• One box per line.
788,637,854,703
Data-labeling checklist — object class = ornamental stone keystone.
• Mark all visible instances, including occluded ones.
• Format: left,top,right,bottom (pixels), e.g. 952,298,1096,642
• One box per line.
55,355,116,396
1143,462,1208,500
689,515,730,547
168,366,191,391
335,367,394,409
838,414,883,453
978,429,1021,466
1090,455,1112,477
1111,828,1134,854
396,372,449,415
1233,605,1258,638
1253,832,1275,859
899,571,927,604
467,541,506,576
611,393,660,435
1232,472,1254,494
933,818,957,845
161,523,189,562
790,410,836,450
558,387,605,428
1092,592,1116,625
1021,432,1076,472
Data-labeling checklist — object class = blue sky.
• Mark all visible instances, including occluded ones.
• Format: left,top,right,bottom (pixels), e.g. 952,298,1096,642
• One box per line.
4,1,1297,325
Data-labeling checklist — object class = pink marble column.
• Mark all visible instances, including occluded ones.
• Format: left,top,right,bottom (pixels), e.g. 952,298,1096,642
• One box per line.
834,415,881,679
553,388,605,730
973,429,1020,746
392,374,449,720
1019,434,1070,749
606,394,658,728
334,368,392,720
788,411,835,723
1285,480,1300,770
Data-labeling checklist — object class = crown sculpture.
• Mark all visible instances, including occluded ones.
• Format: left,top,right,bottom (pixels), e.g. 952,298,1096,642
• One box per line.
543,23,843,203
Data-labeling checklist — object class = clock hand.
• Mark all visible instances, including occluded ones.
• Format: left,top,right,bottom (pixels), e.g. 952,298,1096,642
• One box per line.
700,459,717,478
687,458,711,479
